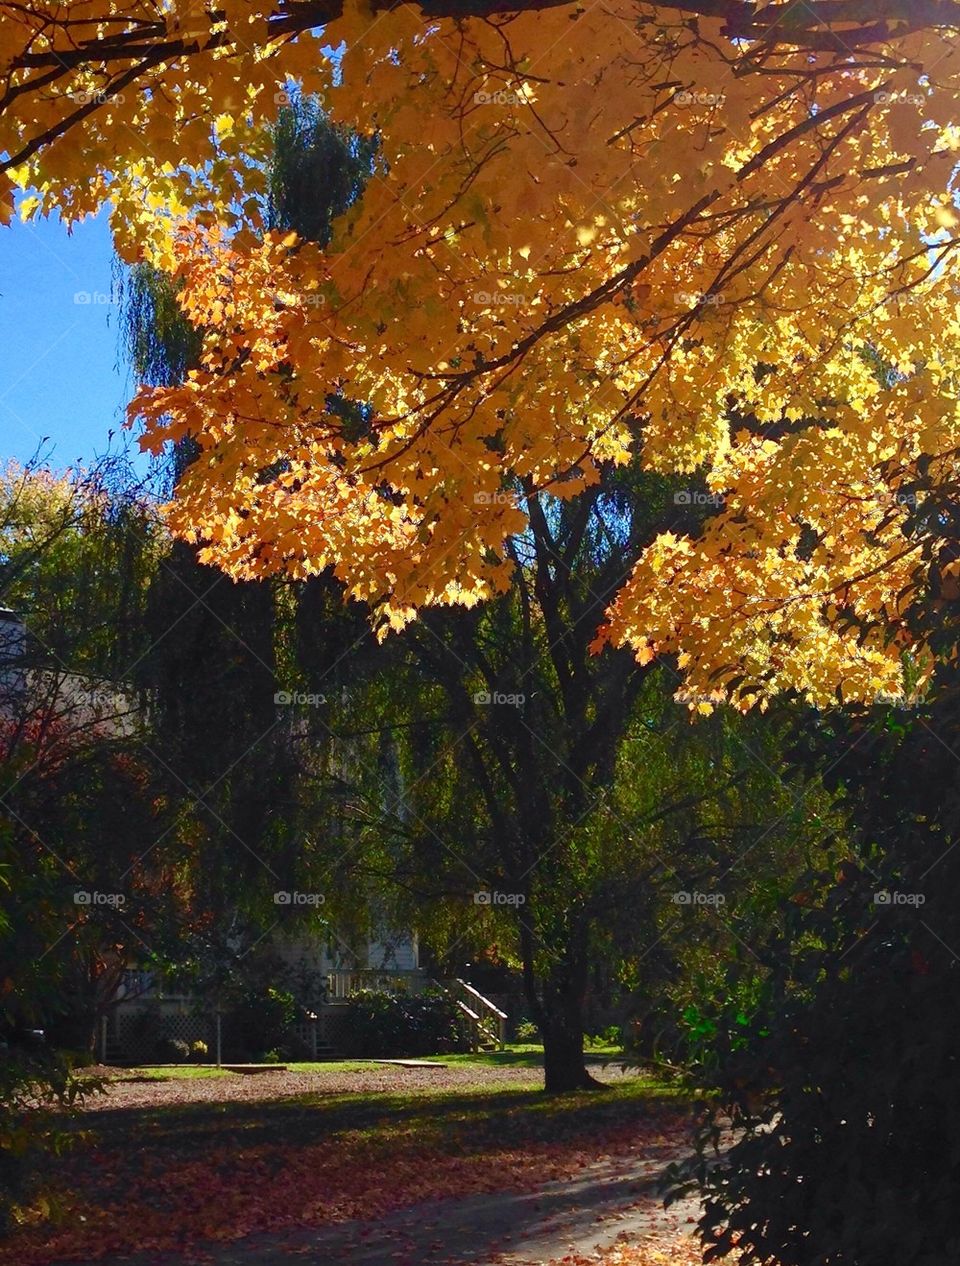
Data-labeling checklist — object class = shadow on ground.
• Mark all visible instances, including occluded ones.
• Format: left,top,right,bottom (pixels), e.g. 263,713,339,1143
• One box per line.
56,1147,699,1266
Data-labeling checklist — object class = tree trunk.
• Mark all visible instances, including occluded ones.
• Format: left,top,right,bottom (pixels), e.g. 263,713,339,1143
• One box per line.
522,933,601,1093
541,1011,600,1093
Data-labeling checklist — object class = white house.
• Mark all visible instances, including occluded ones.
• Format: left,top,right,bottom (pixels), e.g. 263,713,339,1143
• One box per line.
3,607,427,1059
108,927,426,1062
4,606,504,1062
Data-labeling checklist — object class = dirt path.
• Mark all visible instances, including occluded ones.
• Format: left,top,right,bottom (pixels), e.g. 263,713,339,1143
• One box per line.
61,1146,702,1266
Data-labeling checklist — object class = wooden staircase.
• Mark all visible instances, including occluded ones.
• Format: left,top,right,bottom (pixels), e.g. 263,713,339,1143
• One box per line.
440,978,507,1052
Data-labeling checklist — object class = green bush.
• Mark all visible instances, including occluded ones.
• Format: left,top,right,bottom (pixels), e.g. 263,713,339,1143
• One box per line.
685,906,960,1265
0,1040,101,1232
586,1024,621,1048
677,840,960,1264
156,1037,191,1063
676,689,960,1266
339,988,472,1058
222,987,298,1061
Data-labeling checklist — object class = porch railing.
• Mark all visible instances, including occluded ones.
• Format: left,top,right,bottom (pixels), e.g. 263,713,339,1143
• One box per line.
324,968,428,1000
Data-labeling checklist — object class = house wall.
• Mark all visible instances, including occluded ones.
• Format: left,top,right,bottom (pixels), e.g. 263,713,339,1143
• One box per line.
0,608,138,735
367,931,418,971
0,608,26,701
271,928,419,973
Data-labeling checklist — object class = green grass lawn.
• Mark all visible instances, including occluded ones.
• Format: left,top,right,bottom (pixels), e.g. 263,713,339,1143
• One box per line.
128,1041,634,1078
419,1041,629,1066
129,1061,377,1078
101,1067,683,1148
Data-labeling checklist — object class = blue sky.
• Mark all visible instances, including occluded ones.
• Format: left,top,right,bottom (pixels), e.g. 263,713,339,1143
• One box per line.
0,208,143,473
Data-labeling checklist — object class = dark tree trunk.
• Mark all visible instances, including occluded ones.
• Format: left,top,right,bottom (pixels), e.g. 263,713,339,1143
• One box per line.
541,1010,600,1093
521,913,601,1093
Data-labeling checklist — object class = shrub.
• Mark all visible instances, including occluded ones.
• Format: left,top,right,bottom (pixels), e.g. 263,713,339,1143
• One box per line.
339,989,472,1058
586,1024,621,1048
677,693,960,1266
222,987,298,1061
677,843,960,1264
157,1037,191,1063
190,1040,208,1061
515,1018,539,1041
0,1039,101,1232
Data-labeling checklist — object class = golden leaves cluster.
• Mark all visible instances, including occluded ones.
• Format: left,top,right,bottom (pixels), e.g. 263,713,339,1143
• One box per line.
7,0,960,700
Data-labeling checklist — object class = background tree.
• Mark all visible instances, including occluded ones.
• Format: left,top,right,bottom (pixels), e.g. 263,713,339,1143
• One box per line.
315,467,840,1090
1,463,169,1048
1,458,160,674
118,98,386,997
0,464,167,1229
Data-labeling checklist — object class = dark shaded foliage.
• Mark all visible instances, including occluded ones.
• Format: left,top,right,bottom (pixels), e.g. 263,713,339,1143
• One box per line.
685,679,960,1265
339,988,472,1057
267,95,379,247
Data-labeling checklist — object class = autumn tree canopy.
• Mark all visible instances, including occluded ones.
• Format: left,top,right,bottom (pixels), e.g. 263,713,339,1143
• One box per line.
5,0,960,708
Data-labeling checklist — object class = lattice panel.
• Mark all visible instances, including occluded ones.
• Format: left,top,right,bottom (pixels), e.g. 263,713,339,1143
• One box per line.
115,1011,214,1062
318,1010,349,1047
112,1007,350,1061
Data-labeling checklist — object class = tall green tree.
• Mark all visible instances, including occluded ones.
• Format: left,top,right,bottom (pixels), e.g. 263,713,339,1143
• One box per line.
119,97,382,981
318,467,837,1091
